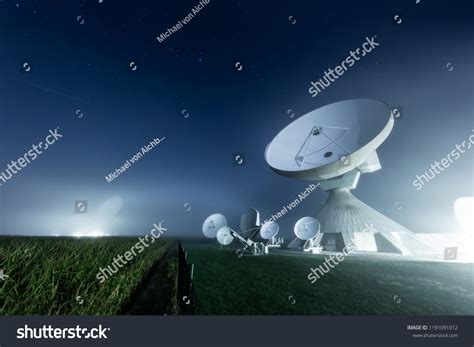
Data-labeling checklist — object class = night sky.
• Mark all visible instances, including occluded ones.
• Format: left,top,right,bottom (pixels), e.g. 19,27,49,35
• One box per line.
0,0,472,238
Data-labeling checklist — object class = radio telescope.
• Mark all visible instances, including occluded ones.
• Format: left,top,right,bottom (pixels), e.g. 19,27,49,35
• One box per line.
260,221,283,249
240,208,260,234
202,212,266,255
202,213,227,238
239,208,284,248
294,216,320,240
293,216,323,253
216,226,234,245
265,99,435,255
239,208,261,240
260,221,279,239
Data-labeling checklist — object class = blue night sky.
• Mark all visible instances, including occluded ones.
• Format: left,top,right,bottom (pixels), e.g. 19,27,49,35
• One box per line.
0,0,472,238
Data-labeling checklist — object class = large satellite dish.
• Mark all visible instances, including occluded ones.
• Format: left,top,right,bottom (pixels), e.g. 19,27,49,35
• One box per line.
294,217,320,240
265,99,393,181
202,213,227,238
269,99,435,256
260,221,279,240
216,226,234,245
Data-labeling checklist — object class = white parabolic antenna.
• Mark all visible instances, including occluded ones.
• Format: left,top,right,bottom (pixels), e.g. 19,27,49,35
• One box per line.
265,99,392,181
266,99,436,255
202,213,227,238
294,217,320,240
216,226,234,245
260,221,279,239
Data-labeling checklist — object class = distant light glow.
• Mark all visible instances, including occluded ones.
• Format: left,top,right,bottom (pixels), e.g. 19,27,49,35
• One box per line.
72,229,105,238
454,197,474,233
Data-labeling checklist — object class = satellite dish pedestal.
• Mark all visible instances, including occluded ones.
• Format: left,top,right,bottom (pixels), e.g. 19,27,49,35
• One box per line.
266,236,283,247
315,186,414,254
302,237,323,254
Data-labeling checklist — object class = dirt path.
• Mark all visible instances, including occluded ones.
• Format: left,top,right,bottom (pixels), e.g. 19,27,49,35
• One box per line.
121,241,179,315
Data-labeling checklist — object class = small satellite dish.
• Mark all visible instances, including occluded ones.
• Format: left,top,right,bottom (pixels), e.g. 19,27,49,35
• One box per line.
294,216,320,240
216,226,234,245
202,213,227,238
265,99,393,180
260,221,279,239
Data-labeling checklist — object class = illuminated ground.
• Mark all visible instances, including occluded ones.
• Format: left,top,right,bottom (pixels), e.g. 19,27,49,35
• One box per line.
184,241,474,315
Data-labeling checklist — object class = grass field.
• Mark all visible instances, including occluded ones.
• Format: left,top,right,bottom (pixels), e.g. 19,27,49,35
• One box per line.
0,236,171,315
184,242,474,315
1,237,472,316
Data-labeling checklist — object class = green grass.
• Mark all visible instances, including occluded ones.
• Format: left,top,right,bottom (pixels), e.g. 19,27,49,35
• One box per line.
184,242,474,315
0,236,170,315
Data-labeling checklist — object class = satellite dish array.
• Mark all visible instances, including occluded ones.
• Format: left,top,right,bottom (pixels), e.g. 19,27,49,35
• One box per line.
203,211,322,255
203,99,427,257
202,211,287,255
